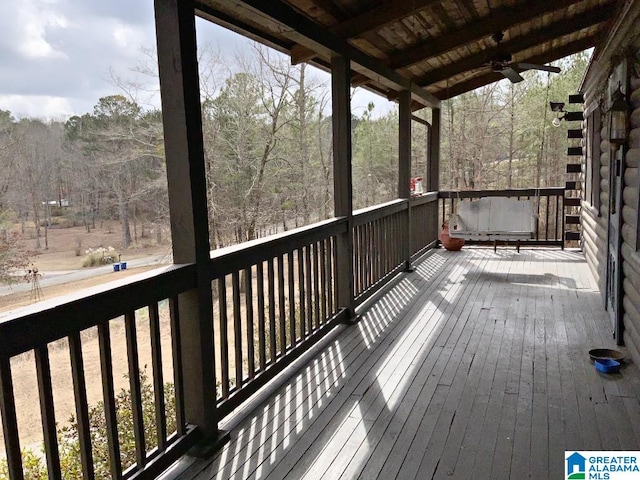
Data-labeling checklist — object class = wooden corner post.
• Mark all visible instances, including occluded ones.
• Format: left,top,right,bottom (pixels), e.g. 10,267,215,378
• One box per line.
331,54,357,320
398,90,412,270
428,107,441,192
154,0,222,442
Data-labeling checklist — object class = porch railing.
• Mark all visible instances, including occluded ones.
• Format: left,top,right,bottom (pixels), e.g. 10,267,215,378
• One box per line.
438,188,565,248
0,197,439,479
0,265,199,480
210,218,349,418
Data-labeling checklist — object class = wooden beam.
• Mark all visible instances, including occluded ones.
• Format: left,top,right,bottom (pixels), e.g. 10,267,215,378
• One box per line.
291,44,318,65
291,0,441,62
227,0,440,107
332,0,442,39
308,0,348,22
428,108,440,192
399,90,412,199
399,90,412,269
154,0,220,437
331,54,356,317
351,73,370,87
415,7,608,87
433,34,602,99
412,114,431,128
388,0,590,70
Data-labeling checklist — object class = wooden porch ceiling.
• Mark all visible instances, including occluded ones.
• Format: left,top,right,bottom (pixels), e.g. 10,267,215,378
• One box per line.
194,0,617,107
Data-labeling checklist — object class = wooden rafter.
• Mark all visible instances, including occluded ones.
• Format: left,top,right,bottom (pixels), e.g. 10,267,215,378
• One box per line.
290,0,441,64
215,0,440,107
388,0,589,70
432,33,602,100
414,5,609,87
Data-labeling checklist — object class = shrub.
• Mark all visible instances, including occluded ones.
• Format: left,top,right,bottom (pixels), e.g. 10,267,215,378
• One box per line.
82,246,118,267
0,371,176,479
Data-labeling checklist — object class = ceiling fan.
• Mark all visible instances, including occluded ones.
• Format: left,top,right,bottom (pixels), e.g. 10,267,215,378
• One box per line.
487,32,561,83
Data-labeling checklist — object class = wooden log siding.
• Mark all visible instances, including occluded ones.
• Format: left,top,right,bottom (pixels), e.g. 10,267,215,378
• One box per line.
621,65,640,363
583,117,611,286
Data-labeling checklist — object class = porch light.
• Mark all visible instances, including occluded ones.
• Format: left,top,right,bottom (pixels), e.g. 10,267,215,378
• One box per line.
550,101,566,127
608,83,628,149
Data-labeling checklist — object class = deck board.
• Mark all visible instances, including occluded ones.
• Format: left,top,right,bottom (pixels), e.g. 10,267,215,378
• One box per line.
179,248,640,480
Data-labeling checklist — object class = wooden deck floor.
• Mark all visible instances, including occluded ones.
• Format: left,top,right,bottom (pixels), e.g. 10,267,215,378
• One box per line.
176,248,640,480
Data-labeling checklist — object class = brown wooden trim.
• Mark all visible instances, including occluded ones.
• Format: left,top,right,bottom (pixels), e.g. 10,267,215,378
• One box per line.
69,332,95,479
0,265,195,357
332,54,356,315
208,218,347,279
35,346,62,480
168,297,187,436
416,9,608,87
216,308,349,417
439,188,565,198
332,0,441,39
353,200,409,227
389,0,589,70
98,322,123,478
428,108,441,191
155,0,219,437
125,312,147,468
433,34,601,99
0,356,23,480
149,302,168,452
218,0,440,107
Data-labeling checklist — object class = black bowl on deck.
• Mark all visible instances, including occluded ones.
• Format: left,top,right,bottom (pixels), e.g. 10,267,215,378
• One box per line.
588,348,625,362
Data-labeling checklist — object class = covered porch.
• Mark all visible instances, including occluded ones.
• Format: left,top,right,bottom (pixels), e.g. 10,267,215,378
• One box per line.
174,247,640,480
1,0,634,479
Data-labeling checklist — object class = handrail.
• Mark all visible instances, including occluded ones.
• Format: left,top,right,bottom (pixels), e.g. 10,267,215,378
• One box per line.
209,218,347,278
353,199,407,226
439,187,564,198
410,191,438,205
0,202,441,479
0,265,196,357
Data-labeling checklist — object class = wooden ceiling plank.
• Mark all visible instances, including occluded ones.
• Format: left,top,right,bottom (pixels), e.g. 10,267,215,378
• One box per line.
218,0,440,107
415,4,610,87
331,0,443,39
434,32,601,99
289,0,440,65
306,0,349,21
389,0,587,70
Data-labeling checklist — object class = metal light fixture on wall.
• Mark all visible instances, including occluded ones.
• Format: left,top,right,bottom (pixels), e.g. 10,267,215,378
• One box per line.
550,101,566,127
608,83,628,149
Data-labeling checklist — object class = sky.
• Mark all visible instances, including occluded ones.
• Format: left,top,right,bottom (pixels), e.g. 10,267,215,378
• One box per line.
0,0,390,121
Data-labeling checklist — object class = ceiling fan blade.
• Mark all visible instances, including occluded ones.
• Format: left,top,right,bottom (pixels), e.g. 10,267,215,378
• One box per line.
501,67,524,83
516,62,561,73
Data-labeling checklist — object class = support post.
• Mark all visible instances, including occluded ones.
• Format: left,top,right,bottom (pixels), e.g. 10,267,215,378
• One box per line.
428,107,441,192
398,90,413,270
331,54,357,321
154,0,225,444
429,107,441,240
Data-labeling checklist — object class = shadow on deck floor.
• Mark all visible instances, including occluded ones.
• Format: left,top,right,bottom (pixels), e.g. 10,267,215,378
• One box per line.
168,248,640,480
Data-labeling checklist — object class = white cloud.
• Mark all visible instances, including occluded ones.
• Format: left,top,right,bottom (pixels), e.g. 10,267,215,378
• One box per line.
0,95,74,120
112,23,147,51
14,1,68,59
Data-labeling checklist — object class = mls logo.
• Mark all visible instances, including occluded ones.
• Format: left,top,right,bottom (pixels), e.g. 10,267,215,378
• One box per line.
566,452,586,479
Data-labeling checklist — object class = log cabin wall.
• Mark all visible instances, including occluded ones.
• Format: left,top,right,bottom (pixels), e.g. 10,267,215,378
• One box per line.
622,45,640,363
581,2,640,365
581,111,607,292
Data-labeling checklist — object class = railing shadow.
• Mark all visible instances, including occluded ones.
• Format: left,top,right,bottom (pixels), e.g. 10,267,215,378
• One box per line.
186,247,627,480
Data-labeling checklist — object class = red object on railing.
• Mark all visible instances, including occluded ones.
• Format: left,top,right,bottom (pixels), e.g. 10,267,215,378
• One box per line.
410,177,424,195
